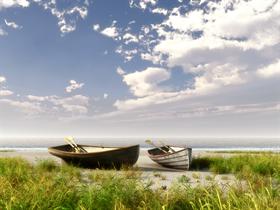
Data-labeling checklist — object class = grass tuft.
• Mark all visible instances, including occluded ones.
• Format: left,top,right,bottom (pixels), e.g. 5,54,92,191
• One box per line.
36,159,59,172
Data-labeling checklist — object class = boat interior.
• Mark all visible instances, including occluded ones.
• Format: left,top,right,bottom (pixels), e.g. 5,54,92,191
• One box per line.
50,144,120,153
148,146,185,155
83,147,119,153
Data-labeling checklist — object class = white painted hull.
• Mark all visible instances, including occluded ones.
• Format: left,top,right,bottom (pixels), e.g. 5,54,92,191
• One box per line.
148,146,192,170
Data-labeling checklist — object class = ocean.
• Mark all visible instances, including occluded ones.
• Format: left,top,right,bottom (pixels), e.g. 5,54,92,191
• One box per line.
0,137,279,152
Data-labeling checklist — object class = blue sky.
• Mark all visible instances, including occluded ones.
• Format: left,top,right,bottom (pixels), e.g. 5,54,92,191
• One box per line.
0,0,279,137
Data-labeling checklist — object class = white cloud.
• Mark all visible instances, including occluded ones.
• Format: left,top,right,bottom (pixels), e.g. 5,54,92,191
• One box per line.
103,93,108,99
114,91,178,110
141,53,158,62
123,0,280,67
101,22,119,38
65,80,84,93
27,95,49,102
192,63,246,93
0,77,88,116
151,8,168,15
114,0,280,111
50,95,89,106
4,19,20,29
0,99,43,114
129,0,158,10
164,9,204,32
50,95,89,114
128,20,136,25
123,33,138,44
67,6,87,19
37,1,88,34
190,0,201,6
153,0,280,63
101,27,118,38
114,63,247,110
0,76,6,83
93,24,100,31
116,67,126,75
122,67,170,97
0,76,13,96
62,104,88,114
59,23,76,34
0,0,29,9
112,101,280,121
115,46,138,61
26,94,90,115
0,90,13,96
0,28,7,36
257,59,280,78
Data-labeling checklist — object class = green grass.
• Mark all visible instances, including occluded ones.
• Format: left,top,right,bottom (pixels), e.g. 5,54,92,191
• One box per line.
205,175,215,181
191,154,280,179
0,150,15,152
191,172,201,179
0,155,279,210
207,150,279,154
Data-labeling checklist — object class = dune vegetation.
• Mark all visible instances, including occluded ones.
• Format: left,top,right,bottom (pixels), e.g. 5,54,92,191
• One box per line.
0,153,279,210
0,150,15,152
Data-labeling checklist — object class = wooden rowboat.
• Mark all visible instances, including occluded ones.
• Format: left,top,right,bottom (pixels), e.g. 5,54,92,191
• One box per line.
147,146,192,170
48,144,140,169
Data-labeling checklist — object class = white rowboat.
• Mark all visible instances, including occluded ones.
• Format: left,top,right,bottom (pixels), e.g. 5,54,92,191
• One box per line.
147,146,192,170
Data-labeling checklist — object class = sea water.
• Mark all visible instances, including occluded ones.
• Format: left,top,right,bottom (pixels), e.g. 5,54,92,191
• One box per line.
0,137,279,152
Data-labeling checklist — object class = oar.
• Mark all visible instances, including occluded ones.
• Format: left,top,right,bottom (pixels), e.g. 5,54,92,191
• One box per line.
68,137,87,153
159,140,176,153
145,139,169,154
64,136,87,153
64,136,79,152
66,136,80,150
69,137,87,153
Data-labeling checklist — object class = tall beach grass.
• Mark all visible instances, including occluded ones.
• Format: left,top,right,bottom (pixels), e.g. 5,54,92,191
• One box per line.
0,153,279,209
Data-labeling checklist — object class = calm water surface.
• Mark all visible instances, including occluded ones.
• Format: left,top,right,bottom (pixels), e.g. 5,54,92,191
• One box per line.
0,137,279,151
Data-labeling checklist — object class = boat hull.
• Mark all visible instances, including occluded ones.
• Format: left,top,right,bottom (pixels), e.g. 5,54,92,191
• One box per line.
48,144,140,169
148,146,192,170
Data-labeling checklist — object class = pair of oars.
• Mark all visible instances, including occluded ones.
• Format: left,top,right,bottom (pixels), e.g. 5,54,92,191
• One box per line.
145,139,176,153
64,136,87,153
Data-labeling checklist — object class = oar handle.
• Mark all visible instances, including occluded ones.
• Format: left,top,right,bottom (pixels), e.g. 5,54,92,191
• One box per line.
145,139,169,154
64,137,87,153
64,138,79,152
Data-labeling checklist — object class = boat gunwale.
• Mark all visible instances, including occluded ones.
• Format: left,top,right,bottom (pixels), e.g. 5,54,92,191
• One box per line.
48,144,139,157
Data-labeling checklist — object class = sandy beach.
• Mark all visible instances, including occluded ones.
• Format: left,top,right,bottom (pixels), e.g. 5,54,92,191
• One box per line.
0,149,238,189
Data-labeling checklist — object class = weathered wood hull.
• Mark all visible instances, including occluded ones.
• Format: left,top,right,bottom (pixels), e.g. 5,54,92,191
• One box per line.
48,144,140,169
147,146,192,170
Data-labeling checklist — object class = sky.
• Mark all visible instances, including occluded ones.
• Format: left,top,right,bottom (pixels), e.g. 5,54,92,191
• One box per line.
0,0,279,138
